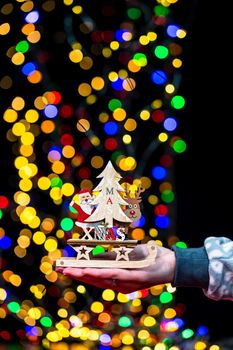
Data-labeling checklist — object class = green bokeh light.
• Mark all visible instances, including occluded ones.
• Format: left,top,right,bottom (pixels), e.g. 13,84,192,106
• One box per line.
40,316,53,327
118,315,132,327
8,301,20,313
175,241,187,248
182,328,194,339
161,190,174,203
127,8,142,20
173,139,187,153
50,177,63,188
108,99,122,111
154,45,169,59
16,40,29,53
159,291,173,304
60,217,74,231
171,95,185,109
154,5,169,17
92,245,105,255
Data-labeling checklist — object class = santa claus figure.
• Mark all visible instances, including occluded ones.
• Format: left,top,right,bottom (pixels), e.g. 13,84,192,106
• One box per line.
69,188,96,239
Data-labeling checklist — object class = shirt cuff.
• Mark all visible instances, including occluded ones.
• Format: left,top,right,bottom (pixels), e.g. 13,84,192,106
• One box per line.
171,245,209,289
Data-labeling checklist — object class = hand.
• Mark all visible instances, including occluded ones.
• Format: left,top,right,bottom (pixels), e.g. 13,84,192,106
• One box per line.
56,243,176,294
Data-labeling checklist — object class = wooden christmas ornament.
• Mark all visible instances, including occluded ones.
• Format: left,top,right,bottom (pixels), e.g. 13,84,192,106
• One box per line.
56,160,157,268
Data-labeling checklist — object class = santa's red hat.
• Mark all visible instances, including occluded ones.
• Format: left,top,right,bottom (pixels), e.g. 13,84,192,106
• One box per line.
78,188,91,195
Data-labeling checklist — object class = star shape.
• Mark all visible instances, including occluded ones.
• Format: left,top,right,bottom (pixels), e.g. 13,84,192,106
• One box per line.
112,246,133,261
76,245,93,260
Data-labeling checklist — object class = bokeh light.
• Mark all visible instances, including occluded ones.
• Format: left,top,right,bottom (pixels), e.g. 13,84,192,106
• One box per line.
0,0,213,349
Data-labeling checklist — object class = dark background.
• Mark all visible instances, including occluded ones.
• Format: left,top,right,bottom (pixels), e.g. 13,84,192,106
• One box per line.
174,0,233,342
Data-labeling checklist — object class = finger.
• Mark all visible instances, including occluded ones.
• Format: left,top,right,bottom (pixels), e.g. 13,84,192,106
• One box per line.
56,267,64,273
62,267,147,283
61,272,119,290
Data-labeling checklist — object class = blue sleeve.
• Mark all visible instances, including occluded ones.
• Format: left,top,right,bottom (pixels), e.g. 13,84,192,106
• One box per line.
172,245,209,289
203,236,233,301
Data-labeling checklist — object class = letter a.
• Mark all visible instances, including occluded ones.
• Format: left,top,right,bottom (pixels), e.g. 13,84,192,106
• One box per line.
106,197,113,204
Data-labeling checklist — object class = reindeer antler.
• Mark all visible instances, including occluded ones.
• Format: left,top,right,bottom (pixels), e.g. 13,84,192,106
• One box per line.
135,184,145,201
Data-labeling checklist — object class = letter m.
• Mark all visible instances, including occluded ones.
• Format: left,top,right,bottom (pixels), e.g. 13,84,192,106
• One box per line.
106,187,114,195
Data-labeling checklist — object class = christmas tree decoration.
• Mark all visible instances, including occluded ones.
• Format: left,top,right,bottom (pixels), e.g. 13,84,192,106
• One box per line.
56,160,157,268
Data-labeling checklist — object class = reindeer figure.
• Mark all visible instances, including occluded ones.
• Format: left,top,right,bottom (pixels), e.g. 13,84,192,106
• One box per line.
123,184,145,223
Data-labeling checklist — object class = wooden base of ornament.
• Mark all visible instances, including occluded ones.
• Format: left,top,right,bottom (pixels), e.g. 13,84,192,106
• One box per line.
55,239,157,269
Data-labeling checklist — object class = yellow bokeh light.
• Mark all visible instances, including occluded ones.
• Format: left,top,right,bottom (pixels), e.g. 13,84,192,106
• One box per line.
123,78,136,91
102,289,115,301
28,308,41,320
122,134,132,144
17,235,30,248
177,28,187,39
3,109,18,123
25,109,39,123
0,22,10,35
113,108,127,121
143,316,156,327
72,5,83,14
102,47,112,58
78,83,92,97
62,145,75,158
124,118,137,131
12,52,25,65
19,179,33,191
27,30,41,43
164,307,176,319
80,56,93,70
12,122,26,136
154,344,166,350
110,41,120,50
90,301,104,313
194,342,207,350
122,334,134,345
69,49,83,63
117,293,129,303
148,195,158,205
38,176,51,190
140,110,150,121
9,274,22,287
108,71,118,82
52,161,65,174
91,156,104,168
91,76,105,91
14,245,26,258
44,237,58,252
33,231,46,245
14,156,28,169
20,144,33,157
62,183,75,196
149,228,158,238
139,35,149,45
172,58,182,68
147,31,157,41
12,96,25,111
50,187,62,200
76,118,90,132
158,132,168,142
21,132,35,145
0,289,7,301
165,84,175,94
86,94,97,105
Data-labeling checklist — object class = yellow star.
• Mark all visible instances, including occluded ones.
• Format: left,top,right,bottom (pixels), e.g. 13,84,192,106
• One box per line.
112,246,133,261
76,245,93,260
